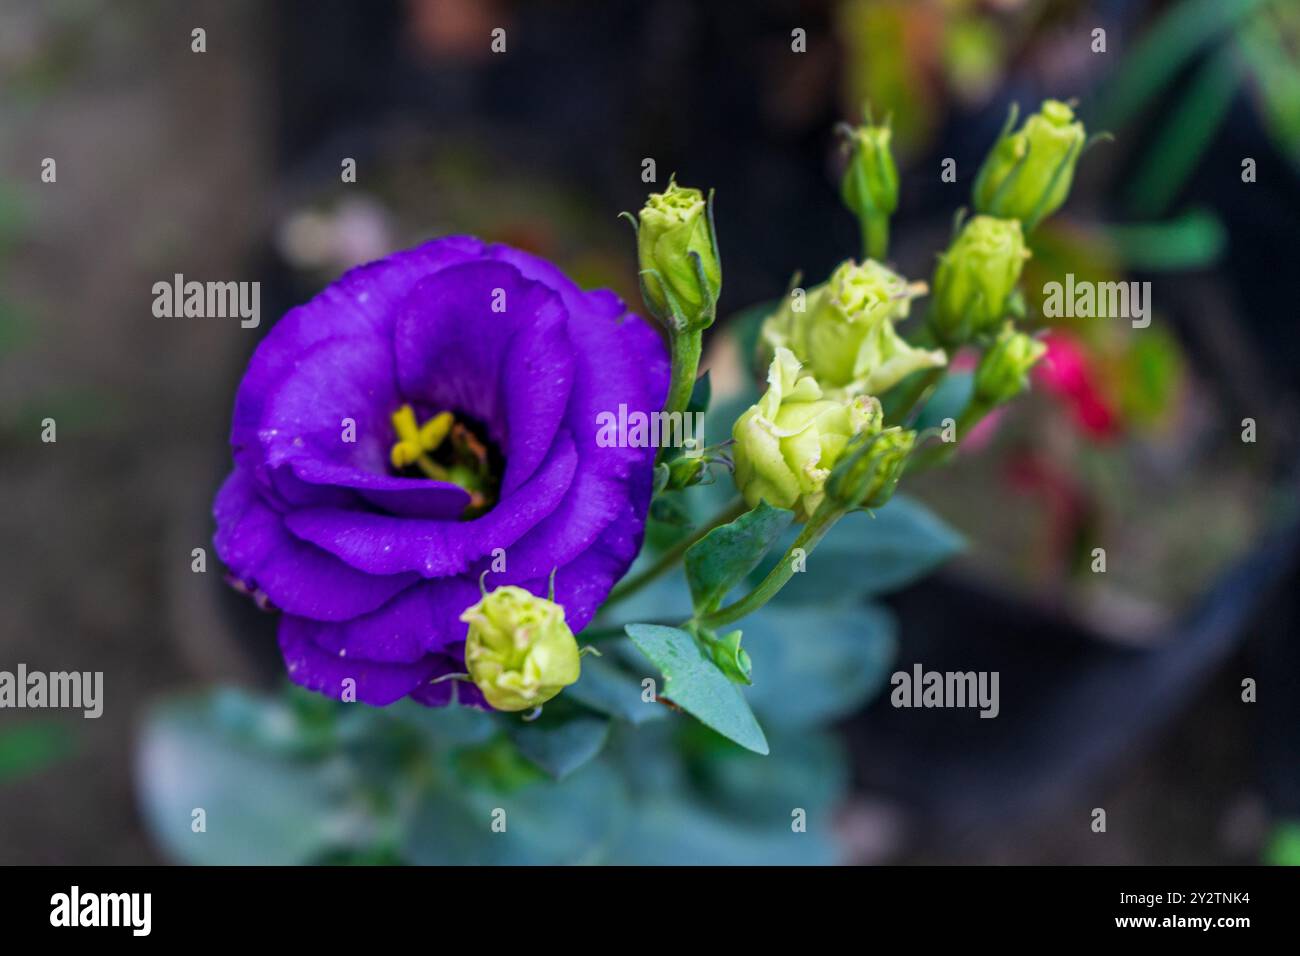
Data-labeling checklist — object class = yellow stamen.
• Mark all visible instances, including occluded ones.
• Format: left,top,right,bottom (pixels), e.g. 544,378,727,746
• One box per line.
391,404,422,445
418,411,454,451
390,404,451,481
390,440,423,470
389,404,499,516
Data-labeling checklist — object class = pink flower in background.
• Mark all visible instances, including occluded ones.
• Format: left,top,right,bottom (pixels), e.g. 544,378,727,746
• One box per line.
1033,331,1118,440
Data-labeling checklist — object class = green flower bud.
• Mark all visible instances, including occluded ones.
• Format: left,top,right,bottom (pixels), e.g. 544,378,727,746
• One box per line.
703,629,752,685
760,259,945,399
636,180,722,330
928,215,1029,348
461,585,581,712
973,99,1086,230
840,118,899,260
666,452,706,490
973,322,1047,407
732,347,879,521
826,425,916,511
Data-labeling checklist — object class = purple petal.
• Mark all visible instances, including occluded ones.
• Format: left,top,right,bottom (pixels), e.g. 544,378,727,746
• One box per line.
213,468,416,620
298,575,480,663
282,432,578,577
288,460,470,519
232,236,486,470
279,618,443,705
537,501,651,633
409,649,488,708
257,334,398,477
394,260,569,450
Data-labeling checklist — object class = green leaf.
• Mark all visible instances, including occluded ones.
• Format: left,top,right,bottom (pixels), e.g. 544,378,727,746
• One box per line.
1124,41,1240,218
381,698,496,748
1094,0,1267,131
769,494,963,603
605,796,836,865
138,694,377,865
650,491,695,527
652,462,670,496
685,501,794,613
625,624,769,755
702,628,752,685
1102,209,1226,271
605,729,845,864
696,727,849,824
0,721,75,781
566,648,665,725
742,603,898,727
506,713,611,780
1264,821,1300,867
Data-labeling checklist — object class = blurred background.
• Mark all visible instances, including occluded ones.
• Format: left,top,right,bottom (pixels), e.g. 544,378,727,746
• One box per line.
2,0,1299,864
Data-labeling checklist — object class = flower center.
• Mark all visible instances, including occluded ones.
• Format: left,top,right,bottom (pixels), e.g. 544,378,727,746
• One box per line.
389,404,503,519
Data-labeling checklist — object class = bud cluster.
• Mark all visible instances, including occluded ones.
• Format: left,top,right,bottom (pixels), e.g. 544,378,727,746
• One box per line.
732,348,910,519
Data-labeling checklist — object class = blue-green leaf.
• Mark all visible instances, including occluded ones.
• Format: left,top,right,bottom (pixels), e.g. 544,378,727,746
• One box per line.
606,730,845,864
700,728,849,823
138,695,376,865
685,501,793,613
770,494,963,603
605,796,836,865
625,624,769,755
743,603,898,727
566,650,665,725
914,372,973,432
401,759,624,865
381,698,496,748
507,713,610,780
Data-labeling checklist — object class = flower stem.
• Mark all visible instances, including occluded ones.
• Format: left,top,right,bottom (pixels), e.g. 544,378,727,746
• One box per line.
696,501,845,630
863,216,889,263
606,496,746,607
656,330,704,464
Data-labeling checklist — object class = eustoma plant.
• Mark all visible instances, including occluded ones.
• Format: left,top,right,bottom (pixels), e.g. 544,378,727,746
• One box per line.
211,99,1096,759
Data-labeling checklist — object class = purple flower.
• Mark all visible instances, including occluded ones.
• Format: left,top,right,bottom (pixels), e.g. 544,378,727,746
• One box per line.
213,237,668,708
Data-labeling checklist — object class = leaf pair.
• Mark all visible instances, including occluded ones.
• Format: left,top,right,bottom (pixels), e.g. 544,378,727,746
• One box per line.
625,501,796,755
